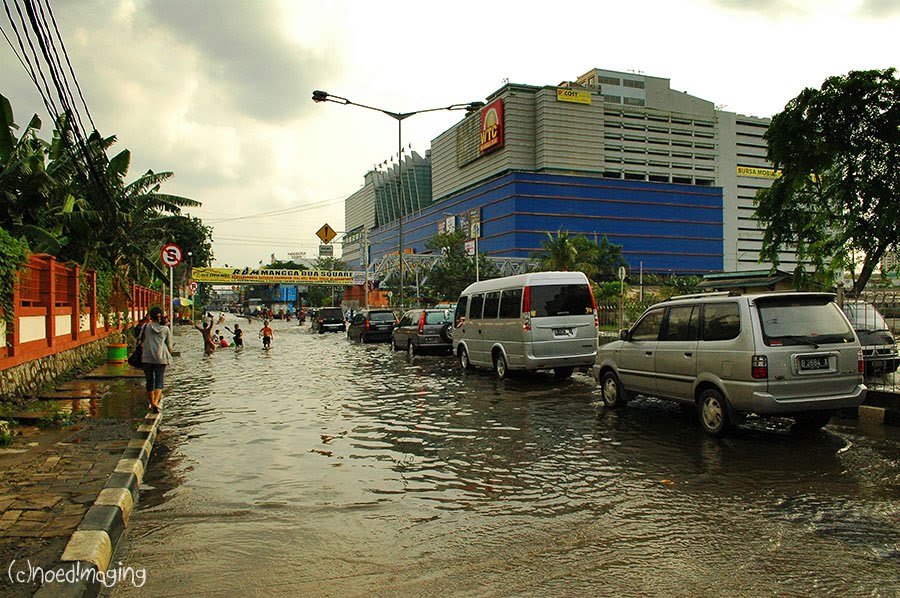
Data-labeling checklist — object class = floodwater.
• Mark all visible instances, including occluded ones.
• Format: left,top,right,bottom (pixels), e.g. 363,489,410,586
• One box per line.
110,317,900,596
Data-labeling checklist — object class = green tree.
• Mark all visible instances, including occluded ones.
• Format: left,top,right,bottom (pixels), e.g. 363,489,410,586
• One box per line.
423,230,497,301
755,68,900,296
535,231,626,283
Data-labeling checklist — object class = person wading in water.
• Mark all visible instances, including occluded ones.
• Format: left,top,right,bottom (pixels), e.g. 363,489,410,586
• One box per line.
194,318,216,355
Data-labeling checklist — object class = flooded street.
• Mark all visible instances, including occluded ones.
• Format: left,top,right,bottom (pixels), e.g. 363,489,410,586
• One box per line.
111,317,900,596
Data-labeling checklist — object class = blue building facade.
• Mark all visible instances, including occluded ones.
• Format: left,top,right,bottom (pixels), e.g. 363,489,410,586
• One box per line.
364,172,723,274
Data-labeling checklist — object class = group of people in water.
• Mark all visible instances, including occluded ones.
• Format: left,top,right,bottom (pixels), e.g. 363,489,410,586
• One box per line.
193,316,274,355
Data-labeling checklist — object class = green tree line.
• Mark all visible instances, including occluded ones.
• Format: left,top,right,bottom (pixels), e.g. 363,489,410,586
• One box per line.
0,93,213,316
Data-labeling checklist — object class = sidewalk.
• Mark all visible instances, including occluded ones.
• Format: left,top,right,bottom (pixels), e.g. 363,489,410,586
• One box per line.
0,363,155,597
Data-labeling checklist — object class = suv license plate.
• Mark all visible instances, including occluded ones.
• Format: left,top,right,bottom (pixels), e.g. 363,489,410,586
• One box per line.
553,328,574,337
799,356,829,371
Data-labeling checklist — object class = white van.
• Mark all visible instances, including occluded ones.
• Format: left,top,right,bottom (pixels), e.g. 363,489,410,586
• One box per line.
453,271,599,379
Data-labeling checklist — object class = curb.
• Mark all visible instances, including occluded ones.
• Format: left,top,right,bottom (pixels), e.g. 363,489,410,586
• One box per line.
33,410,162,598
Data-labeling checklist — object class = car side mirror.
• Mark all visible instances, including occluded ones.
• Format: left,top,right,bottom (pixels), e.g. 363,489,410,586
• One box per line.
618,329,630,341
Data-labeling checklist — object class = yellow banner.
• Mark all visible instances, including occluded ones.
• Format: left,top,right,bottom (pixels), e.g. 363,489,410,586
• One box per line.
192,268,364,285
556,88,592,105
736,166,781,179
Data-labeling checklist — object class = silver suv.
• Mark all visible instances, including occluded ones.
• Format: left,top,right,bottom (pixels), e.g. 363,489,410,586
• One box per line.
594,292,866,436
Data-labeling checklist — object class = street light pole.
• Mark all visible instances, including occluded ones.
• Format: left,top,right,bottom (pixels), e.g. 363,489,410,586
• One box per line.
312,91,484,309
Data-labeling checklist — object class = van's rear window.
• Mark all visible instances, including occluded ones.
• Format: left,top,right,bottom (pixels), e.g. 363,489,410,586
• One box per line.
530,284,593,317
756,296,855,345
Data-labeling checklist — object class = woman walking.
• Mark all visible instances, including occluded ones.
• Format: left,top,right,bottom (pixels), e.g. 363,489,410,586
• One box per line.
141,306,173,413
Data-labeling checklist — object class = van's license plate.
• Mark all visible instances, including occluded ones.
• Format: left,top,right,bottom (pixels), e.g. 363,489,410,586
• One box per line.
553,328,574,336
799,356,829,371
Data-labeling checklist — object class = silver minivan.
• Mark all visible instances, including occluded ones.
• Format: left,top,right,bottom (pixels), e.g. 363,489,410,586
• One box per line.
594,292,866,436
453,272,599,379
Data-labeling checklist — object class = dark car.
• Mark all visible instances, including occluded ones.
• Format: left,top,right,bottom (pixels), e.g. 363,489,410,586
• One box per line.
347,309,398,343
841,300,899,377
391,308,453,357
312,307,345,333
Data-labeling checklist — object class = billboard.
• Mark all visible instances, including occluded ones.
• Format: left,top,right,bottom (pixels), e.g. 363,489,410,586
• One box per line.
479,98,504,154
192,268,363,285
556,88,592,105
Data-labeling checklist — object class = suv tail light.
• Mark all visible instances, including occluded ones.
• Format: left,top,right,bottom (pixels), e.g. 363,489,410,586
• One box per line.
365,319,370,330
418,311,426,334
523,286,532,332
858,349,864,374
751,355,768,379
587,284,599,329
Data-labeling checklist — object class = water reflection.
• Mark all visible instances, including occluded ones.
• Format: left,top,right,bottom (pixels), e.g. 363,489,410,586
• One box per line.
110,317,900,596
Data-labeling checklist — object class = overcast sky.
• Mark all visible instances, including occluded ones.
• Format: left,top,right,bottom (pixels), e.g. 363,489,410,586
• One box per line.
2,0,897,268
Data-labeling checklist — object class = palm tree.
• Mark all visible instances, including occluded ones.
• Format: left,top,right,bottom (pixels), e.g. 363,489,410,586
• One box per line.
534,230,598,277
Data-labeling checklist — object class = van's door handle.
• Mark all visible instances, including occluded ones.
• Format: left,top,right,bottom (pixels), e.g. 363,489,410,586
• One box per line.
684,352,693,357
644,351,653,356
478,329,482,334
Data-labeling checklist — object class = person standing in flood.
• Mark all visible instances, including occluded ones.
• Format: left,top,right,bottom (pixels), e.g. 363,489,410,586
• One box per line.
194,318,216,355
259,320,274,350
140,306,173,413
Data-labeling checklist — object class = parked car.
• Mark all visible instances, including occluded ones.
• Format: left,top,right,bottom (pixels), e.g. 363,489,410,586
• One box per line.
595,292,866,436
391,309,453,356
347,309,397,343
452,271,599,379
840,300,899,377
312,307,345,333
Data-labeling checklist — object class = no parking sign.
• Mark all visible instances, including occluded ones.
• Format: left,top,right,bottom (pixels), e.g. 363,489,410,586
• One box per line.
161,243,183,267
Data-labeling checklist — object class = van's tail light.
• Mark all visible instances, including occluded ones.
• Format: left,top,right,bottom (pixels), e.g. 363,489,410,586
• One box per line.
418,311,426,334
858,349,864,374
587,284,599,329
751,355,768,379
365,319,370,330
523,286,532,332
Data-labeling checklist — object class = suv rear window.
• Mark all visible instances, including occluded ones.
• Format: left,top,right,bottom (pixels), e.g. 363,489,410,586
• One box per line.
425,310,451,325
756,296,855,346
368,311,395,322
842,303,890,332
530,284,593,317
320,308,343,318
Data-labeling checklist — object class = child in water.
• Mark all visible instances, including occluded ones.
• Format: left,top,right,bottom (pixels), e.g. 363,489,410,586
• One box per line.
259,320,274,349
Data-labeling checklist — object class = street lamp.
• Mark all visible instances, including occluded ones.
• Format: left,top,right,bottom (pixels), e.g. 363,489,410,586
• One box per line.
312,90,484,308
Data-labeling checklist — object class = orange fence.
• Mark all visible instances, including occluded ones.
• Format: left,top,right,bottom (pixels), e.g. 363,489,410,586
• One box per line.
0,254,163,371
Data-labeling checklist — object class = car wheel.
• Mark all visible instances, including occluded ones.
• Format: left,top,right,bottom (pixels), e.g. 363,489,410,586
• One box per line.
554,366,574,380
494,352,508,380
360,332,367,344
600,371,629,408
391,337,399,351
697,388,731,437
459,347,472,370
439,323,452,343
407,341,416,358
793,411,832,432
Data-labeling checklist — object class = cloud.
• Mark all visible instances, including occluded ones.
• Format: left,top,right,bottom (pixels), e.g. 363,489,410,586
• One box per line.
706,0,900,18
140,0,344,123
857,0,900,17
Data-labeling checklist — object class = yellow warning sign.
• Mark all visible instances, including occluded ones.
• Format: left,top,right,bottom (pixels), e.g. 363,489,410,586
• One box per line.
316,223,337,244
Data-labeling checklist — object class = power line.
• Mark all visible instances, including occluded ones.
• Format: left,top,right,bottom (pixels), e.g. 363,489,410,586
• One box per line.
205,194,348,224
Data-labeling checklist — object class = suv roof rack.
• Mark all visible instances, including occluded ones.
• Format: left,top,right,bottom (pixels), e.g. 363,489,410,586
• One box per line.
668,290,742,301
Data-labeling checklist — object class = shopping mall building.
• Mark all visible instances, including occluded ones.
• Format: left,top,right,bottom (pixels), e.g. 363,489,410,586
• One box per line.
342,67,792,275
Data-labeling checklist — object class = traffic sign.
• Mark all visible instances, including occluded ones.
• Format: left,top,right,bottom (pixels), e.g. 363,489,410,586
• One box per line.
161,243,183,267
189,281,198,294
316,223,337,244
